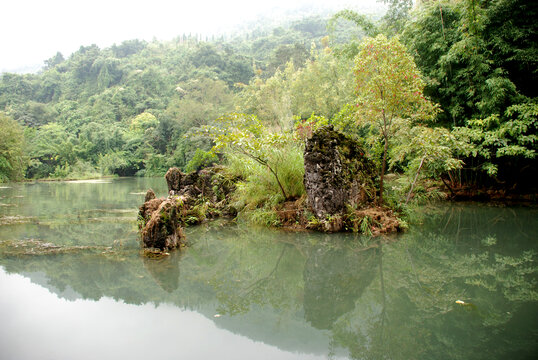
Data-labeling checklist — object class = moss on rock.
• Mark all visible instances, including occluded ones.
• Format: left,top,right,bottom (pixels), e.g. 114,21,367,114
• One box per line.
138,166,238,251
303,125,379,232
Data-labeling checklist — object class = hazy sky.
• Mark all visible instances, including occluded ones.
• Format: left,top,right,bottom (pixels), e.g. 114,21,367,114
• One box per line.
0,0,383,73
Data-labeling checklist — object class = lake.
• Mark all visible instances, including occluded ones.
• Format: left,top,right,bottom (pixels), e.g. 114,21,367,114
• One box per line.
0,178,537,360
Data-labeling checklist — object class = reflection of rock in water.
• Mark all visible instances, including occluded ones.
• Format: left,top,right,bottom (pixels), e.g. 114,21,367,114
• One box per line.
142,250,182,293
303,246,377,329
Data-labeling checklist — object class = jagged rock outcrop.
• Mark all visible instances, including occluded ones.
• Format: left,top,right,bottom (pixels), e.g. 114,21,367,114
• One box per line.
303,126,377,231
139,194,185,250
165,166,236,208
138,166,237,251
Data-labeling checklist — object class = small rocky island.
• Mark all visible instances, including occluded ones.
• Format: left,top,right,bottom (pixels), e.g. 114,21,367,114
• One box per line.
138,166,236,250
138,126,401,251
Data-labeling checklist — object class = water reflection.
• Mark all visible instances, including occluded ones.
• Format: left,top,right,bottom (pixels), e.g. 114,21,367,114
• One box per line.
0,269,326,360
0,178,167,247
0,180,537,359
143,251,182,293
303,246,377,330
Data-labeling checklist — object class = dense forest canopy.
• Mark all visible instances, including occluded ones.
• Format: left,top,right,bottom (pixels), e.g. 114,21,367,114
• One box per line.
0,0,536,198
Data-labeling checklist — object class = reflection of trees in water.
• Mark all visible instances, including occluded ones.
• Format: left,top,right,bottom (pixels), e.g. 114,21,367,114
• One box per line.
0,209,536,359
330,229,538,360
418,204,538,250
303,245,377,329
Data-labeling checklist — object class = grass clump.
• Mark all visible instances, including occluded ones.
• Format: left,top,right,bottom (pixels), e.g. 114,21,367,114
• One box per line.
226,142,305,224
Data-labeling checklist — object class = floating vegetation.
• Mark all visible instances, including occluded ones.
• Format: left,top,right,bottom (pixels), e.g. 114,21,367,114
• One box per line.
141,247,182,259
85,209,135,214
129,192,147,195
0,215,37,225
0,203,17,207
84,217,136,223
37,216,136,227
0,238,109,257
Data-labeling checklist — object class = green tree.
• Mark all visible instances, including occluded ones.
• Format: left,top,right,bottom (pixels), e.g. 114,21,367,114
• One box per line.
130,112,159,134
202,113,297,200
379,0,413,35
354,34,439,203
391,125,464,203
327,9,378,60
402,0,537,187
267,43,309,74
236,64,294,129
452,101,538,179
291,48,355,120
44,52,65,70
27,123,76,178
0,113,26,182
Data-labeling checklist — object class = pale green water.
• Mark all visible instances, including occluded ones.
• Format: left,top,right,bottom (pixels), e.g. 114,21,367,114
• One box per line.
0,178,537,360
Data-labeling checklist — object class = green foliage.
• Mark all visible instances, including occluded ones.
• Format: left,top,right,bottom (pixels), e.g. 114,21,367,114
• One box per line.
0,113,27,182
267,43,310,74
237,50,355,129
453,101,538,176
403,0,500,125
0,6,535,192
291,50,356,120
327,9,378,59
235,64,295,128
354,34,440,202
391,125,464,202
201,111,306,225
129,112,158,134
98,151,128,176
354,35,440,126
293,113,329,142
0,34,258,179
379,0,413,35
65,160,100,179
26,123,77,178
226,140,305,218
202,113,301,200
185,149,218,173
399,0,538,188
330,104,369,141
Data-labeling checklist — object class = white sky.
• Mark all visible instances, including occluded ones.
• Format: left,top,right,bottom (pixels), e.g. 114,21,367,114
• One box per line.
0,0,383,73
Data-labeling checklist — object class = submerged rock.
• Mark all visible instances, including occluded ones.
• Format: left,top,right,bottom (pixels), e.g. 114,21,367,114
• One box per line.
303,125,377,231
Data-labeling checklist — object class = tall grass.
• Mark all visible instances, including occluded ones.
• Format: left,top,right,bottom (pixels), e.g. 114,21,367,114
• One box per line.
226,142,305,225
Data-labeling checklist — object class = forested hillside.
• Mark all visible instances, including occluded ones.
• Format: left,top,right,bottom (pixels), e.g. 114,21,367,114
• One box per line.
1,0,536,199
0,14,351,180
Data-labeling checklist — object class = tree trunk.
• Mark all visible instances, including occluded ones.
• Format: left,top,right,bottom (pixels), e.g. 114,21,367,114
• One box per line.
379,136,388,204
267,165,288,200
406,156,426,204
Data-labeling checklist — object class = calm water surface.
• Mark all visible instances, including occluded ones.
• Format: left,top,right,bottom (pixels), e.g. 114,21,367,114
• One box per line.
0,178,537,360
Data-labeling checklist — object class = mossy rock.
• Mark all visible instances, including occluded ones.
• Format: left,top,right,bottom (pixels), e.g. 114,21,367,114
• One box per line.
304,125,377,230
139,166,239,250
140,197,185,250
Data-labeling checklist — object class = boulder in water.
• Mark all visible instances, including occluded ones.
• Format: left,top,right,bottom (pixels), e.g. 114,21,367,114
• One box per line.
303,125,377,231
139,167,238,251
